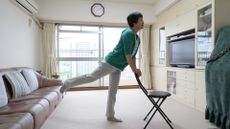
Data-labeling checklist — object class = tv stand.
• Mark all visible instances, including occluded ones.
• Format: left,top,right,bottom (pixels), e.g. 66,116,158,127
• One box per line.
176,65,194,68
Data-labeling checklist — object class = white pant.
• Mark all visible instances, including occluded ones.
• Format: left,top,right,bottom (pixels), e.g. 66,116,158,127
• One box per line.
64,62,121,118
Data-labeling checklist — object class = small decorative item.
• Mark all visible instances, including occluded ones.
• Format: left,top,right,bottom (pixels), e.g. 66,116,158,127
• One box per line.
91,3,105,17
36,70,43,75
51,73,60,79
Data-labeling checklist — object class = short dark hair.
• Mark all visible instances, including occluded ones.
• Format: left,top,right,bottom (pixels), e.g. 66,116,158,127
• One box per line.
127,12,143,27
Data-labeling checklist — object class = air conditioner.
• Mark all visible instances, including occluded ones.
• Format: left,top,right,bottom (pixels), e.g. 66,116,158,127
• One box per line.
12,0,39,14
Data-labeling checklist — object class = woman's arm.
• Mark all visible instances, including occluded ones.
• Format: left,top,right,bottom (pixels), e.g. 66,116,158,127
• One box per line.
126,54,142,77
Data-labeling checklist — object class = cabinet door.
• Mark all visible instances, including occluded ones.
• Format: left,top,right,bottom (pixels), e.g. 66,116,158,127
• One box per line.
176,69,195,107
178,10,196,33
196,3,212,68
165,18,178,36
195,70,206,112
165,10,195,36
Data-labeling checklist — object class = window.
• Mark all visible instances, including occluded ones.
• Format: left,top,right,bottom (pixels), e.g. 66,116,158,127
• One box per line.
56,25,140,87
57,25,100,87
159,27,166,64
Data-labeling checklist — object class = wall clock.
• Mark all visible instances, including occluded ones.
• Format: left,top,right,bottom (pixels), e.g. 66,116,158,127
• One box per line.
91,3,105,17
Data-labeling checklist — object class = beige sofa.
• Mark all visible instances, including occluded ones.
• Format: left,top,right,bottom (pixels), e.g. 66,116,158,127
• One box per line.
0,67,63,129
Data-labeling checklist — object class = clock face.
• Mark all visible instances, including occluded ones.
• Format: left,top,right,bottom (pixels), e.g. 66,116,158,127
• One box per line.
91,3,105,17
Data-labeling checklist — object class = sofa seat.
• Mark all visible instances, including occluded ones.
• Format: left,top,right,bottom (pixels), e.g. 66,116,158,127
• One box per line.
34,86,62,101
0,113,34,129
10,91,59,113
0,102,49,129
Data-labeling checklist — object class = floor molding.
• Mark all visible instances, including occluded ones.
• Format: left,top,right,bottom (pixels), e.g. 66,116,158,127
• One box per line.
67,85,139,91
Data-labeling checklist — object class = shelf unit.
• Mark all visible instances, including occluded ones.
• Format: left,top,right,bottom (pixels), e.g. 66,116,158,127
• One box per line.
196,3,212,67
152,0,230,113
196,0,230,68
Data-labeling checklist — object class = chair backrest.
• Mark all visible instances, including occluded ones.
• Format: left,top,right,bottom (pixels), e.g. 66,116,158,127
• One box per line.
134,74,148,95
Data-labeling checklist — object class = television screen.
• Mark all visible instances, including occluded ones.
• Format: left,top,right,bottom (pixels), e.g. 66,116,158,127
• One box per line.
169,38,195,68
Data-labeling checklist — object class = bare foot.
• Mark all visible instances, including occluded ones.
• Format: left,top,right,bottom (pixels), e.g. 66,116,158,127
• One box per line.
107,117,123,122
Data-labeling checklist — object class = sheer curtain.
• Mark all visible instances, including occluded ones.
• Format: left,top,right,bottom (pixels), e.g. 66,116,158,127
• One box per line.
140,26,152,89
42,23,57,77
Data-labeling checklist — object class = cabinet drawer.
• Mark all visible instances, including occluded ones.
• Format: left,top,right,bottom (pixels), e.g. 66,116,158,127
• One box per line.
176,86,195,106
177,80,195,90
177,70,195,82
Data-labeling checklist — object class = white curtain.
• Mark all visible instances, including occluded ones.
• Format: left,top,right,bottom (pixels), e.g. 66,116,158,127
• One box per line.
42,23,57,77
140,27,152,89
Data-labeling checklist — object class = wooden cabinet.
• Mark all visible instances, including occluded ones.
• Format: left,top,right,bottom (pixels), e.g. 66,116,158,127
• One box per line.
176,69,195,107
166,68,195,107
166,10,196,36
196,3,212,68
165,69,206,111
151,0,230,113
165,18,178,37
196,0,230,68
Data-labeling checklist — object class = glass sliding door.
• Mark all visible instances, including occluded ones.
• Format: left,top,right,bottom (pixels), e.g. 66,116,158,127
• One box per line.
57,25,101,87
57,25,139,87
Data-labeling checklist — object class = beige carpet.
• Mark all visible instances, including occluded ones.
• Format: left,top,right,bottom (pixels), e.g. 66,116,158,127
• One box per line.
41,89,218,129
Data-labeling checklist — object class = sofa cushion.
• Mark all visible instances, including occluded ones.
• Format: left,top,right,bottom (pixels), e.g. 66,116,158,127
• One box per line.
0,102,48,129
5,72,31,98
21,69,39,92
0,113,34,129
10,91,59,113
0,74,8,107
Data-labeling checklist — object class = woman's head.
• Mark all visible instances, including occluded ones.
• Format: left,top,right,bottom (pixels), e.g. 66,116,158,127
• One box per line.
127,12,143,28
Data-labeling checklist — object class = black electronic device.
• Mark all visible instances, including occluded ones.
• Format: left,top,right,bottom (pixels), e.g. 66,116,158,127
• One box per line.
169,37,195,68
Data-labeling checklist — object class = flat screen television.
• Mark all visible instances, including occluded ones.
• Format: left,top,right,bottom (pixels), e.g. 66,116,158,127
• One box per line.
169,38,195,68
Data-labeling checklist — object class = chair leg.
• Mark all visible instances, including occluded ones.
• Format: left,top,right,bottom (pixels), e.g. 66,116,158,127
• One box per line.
150,98,172,123
156,100,174,129
143,105,158,129
144,106,154,121
144,99,161,121
157,106,172,123
144,98,174,129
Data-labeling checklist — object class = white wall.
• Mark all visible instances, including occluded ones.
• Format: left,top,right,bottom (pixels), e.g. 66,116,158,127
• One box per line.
36,0,156,25
0,0,43,70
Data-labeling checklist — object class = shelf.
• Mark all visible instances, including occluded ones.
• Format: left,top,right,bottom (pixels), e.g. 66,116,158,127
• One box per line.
167,29,195,42
199,12,211,19
198,27,212,32
197,35,211,38
168,34,195,42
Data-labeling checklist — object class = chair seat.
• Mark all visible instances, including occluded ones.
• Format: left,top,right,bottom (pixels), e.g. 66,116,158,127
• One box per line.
147,91,171,98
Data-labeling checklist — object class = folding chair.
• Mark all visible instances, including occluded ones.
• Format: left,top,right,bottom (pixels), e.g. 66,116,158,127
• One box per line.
135,74,173,129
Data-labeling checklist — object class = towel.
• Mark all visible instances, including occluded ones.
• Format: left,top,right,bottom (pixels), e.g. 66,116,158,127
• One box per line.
205,25,230,129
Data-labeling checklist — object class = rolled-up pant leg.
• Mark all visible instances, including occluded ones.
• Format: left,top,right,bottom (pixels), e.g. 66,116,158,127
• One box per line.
64,62,116,88
106,70,121,118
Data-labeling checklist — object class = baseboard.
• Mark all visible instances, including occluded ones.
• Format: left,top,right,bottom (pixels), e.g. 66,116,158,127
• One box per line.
67,85,139,91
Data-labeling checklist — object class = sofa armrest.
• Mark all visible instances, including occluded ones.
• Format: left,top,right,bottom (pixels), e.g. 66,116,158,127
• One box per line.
35,73,63,88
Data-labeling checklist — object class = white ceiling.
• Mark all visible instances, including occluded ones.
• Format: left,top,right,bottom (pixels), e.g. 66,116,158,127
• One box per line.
100,0,160,5
34,0,160,6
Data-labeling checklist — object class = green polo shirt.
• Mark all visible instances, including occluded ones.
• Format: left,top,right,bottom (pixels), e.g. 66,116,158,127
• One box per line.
105,28,140,71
